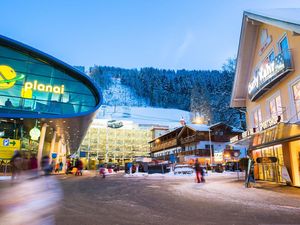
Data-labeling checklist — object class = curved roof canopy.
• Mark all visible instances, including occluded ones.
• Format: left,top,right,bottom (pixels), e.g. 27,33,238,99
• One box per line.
0,34,102,151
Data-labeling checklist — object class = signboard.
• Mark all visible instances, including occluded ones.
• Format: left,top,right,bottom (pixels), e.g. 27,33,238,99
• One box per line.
80,151,86,157
169,154,176,163
223,150,240,159
0,65,25,90
107,120,123,129
248,51,291,101
0,138,21,160
256,157,277,164
214,152,223,162
52,153,57,159
24,81,64,95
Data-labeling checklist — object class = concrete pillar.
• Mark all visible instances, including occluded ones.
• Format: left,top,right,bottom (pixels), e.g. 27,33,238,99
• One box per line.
61,142,67,173
49,131,57,164
37,123,47,169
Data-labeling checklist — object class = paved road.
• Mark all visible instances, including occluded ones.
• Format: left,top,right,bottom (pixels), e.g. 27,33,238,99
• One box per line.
55,172,300,225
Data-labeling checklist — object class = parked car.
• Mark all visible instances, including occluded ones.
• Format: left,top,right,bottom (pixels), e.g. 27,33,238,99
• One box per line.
213,164,224,173
174,164,194,175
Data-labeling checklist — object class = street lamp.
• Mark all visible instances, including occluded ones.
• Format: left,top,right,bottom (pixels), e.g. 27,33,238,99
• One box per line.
208,127,213,166
194,116,213,166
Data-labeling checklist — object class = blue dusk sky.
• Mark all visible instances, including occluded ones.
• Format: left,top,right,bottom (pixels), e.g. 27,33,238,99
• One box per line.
1,0,300,70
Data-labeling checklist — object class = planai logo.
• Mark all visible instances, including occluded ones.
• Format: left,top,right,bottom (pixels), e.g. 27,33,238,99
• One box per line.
0,65,25,89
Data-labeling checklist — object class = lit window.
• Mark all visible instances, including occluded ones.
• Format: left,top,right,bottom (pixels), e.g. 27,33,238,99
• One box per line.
279,36,289,53
253,108,262,130
292,80,300,120
269,95,282,119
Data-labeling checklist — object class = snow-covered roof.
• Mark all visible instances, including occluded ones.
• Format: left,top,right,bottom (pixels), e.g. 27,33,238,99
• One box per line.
209,122,244,133
186,124,210,132
246,9,300,27
231,9,300,108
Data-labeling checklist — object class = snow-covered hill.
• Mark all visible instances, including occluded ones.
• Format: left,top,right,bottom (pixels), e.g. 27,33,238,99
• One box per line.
102,78,149,107
97,105,190,128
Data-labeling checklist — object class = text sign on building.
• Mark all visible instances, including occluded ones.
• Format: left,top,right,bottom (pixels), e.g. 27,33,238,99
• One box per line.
256,157,277,163
248,52,291,101
0,66,65,96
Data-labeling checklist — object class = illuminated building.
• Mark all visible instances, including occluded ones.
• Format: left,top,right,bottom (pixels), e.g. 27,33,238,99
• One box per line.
0,34,101,170
150,123,242,164
231,10,300,186
80,119,153,168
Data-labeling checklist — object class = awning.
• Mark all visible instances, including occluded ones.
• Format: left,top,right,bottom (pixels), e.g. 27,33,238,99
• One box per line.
231,122,300,151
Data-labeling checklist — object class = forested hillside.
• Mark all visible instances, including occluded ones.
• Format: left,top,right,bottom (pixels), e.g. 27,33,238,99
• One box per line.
89,59,245,129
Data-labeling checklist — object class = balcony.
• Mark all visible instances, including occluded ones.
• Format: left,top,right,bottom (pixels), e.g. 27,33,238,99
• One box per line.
150,139,177,152
180,133,206,144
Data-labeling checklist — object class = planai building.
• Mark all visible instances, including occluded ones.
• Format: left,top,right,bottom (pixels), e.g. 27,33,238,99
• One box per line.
0,34,101,170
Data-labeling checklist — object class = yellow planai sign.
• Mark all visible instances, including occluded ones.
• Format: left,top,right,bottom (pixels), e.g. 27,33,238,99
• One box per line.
0,138,21,160
0,65,25,89
24,80,64,94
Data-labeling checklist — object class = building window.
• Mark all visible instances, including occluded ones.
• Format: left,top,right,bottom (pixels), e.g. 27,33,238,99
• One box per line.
279,36,289,52
252,108,262,129
268,51,275,62
205,144,214,151
292,80,300,120
269,95,282,119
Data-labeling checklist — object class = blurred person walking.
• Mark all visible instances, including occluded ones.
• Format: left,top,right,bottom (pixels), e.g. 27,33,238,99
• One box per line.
59,161,63,172
10,150,23,182
200,166,206,183
75,158,83,176
99,165,106,178
194,159,202,183
41,155,52,175
29,154,38,177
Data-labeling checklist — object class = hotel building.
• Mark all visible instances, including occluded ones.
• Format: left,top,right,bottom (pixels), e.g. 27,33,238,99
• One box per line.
231,9,300,186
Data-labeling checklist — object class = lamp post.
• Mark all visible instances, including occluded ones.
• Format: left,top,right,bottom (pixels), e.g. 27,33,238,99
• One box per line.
208,127,213,166
207,119,213,166
105,125,109,163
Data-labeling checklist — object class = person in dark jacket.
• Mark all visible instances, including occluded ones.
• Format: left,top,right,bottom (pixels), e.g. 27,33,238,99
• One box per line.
200,166,205,182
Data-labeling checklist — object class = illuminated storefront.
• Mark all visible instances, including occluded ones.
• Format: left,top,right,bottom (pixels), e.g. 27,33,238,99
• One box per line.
0,34,101,170
230,10,300,186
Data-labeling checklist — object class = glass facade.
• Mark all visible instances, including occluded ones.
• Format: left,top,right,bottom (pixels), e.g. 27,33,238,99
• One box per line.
0,45,97,115
81,124,151,166
252,144,284,183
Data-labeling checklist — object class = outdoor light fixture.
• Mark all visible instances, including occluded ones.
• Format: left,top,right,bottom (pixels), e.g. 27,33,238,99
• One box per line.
30,120,41,141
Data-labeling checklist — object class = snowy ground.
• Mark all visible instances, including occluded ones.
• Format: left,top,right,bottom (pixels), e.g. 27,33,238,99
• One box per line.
2,171,300,225
123,171,300,211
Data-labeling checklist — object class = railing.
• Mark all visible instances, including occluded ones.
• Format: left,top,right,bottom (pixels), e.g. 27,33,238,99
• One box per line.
180,133,206,144
150,139,177,152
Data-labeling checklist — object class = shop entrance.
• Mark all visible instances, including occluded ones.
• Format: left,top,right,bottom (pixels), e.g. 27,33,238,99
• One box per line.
252,145,284,183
